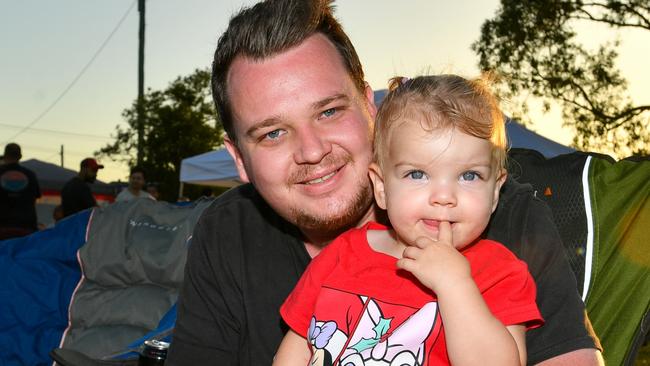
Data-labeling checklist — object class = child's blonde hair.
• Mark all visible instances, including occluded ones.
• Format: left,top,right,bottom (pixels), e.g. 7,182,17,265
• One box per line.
373,74,507,174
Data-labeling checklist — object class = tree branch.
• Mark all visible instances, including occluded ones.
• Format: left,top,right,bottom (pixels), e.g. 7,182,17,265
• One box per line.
608,105,650,128
577,2,650,30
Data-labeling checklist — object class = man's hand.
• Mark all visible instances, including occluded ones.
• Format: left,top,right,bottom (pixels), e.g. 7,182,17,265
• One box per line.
396,221,472,293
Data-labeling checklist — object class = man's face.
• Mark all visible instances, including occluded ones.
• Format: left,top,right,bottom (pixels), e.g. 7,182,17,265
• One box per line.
225,34,377,240
370,122,506,250
129,172,145,191
84,168,98,183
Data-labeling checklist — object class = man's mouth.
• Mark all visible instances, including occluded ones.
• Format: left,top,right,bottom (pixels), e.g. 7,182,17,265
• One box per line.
304,170,338,185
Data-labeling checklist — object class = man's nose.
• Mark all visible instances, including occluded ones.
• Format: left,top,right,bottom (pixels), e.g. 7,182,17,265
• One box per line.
294,124,331,164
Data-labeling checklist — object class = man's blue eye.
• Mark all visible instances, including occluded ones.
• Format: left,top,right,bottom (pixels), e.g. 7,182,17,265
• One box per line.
461,171,479,181
322,108,336,117
266,130,281,139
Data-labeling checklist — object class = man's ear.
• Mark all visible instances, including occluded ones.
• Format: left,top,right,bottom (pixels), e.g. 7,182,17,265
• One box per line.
368,163,387,210
364,82,378,120
224,136,250,183
491,169,507,213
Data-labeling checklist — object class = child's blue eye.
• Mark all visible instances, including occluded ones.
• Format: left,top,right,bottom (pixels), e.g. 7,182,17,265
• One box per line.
461,171,480,181
407,170,425,180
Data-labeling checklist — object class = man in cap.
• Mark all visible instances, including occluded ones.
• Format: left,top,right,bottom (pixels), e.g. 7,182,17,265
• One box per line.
61,158,103,218
0,143,41,240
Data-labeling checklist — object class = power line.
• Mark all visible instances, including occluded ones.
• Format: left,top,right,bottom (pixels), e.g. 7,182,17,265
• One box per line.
19,143,93,157
3,0,137,145
0,122,112,140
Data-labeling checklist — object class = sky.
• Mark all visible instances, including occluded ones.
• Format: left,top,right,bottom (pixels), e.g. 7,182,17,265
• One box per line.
1,0,648,183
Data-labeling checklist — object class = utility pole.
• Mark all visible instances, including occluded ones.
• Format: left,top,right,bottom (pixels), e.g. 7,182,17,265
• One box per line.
137,0,145,165
60,145,64,167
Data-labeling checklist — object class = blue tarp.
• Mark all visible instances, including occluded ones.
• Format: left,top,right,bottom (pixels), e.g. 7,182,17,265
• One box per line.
0,209,91,365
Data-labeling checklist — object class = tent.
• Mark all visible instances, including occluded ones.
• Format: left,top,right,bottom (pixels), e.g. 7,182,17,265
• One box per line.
20,159,120,226
179,148,241,194
21,159,117,195
505,118,575,157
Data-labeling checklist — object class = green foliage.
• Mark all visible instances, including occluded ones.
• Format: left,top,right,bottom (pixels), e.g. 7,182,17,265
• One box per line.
472,0,649,157
97,68,223,201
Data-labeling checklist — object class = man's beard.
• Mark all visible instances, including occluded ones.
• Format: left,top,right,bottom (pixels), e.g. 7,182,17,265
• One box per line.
292,181,374,236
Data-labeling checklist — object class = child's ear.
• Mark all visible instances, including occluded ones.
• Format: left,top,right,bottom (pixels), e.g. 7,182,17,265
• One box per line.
368,163,387,210
491,169,507,213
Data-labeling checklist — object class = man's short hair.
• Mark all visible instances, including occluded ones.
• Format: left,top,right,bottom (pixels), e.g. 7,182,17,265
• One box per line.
4,143,22,160
130,166,146,179
212,0,365,144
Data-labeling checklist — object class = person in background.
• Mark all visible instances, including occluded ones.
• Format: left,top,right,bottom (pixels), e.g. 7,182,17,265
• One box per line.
167,0,602,364
145,182,161,201
61,158,103,218
52,205,64,224
0,143,41,240
115,166,154,202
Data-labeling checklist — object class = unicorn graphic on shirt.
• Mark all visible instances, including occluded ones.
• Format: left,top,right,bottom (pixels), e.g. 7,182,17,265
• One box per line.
308,296,438,366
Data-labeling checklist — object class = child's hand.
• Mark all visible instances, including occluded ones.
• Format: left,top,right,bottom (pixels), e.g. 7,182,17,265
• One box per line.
396,221,472,294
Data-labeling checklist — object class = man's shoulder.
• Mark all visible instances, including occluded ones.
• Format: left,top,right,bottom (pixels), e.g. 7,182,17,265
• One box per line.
64,176,82,185
62,176,87,193
200,183,267,216
195,183,296,238
115,189,132,201
498,177,539,208
189,183,306,269
0,163,35,176
493,177,554,223
488,177,558,253
62,177,78,189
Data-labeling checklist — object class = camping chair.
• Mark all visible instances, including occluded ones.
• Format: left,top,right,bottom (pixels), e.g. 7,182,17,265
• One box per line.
507,148,650,365
0,198,213,366
49,198,213,365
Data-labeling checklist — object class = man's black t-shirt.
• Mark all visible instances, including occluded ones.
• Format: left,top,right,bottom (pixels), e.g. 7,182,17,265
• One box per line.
61,176,96,217
167,179,598,365
0,162,41,230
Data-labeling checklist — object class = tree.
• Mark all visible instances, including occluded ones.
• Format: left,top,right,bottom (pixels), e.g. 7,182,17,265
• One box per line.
97,68,224,200
472,0,649,157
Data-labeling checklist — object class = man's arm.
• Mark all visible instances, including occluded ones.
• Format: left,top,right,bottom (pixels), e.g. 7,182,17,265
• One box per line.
487,179,602,365
536,349,604,365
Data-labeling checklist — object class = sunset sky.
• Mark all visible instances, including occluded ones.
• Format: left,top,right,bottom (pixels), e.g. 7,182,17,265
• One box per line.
2,0,648,182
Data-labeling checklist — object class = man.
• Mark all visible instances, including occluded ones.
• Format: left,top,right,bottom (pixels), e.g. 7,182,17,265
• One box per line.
167,1,602,365
61,158,103,218
115,166,154,202
0,143,41,240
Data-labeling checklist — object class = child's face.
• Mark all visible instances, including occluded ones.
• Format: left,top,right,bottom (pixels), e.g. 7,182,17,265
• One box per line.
369,120,506,249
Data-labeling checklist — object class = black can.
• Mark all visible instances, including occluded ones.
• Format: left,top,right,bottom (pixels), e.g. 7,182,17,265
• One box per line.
138,339,169,366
